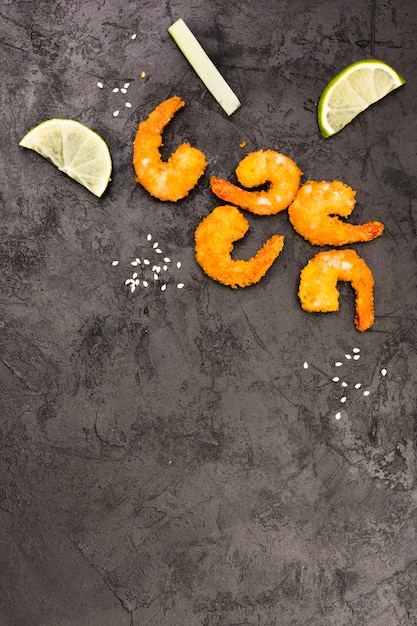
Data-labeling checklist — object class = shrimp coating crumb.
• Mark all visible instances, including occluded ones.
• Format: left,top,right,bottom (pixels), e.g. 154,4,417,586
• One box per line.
288,180,384,246
298,249,375,331
210,149,302,215
133,95,207,201
195,205,284,288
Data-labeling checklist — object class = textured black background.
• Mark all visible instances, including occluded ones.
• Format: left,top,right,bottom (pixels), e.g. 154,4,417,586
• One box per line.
1,1,417,625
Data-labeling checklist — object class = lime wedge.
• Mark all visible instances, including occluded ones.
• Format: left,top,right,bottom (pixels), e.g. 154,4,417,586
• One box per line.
168,18,241,116
318,59,405,138
19,118,112,197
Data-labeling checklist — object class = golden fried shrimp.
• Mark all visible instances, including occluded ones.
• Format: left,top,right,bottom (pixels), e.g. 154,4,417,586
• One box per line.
210,149,302,215
195,205,284,288
288,180,384,246
133,95,207,201
298,249,375,331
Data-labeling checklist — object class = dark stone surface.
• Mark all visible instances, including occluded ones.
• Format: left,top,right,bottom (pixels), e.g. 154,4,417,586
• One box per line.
1,1,416,624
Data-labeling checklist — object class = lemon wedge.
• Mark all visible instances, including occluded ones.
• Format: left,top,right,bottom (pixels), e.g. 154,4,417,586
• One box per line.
318,59,405,138
19,118,112,197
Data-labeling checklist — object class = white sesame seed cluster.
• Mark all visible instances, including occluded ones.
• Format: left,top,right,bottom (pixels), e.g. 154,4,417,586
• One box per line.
303,348,388,421
112,233,185,294
96,34,146,118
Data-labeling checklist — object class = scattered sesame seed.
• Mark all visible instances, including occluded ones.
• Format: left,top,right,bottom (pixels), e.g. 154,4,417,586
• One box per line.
112,260,119,266
332,377,340,382
153,273,159,280
341,382,348,387
155,266,161,273
161,284,167,291
177,283,184,289
97,81,104,88
131,261,138,266
131,33,137,40
143,259,150,265
341,397,347,403
353,355,360,360
303,362,308,369
381,368,387,376
354,383,362,389
121,88,127,94
124,82,130,89
163,265,168,271
135,258,141,264
345,354,352,359
335,412,342,420
147,234,152,241
125,102,132,108
164,257,171,263
125,279,132,285
335,362,342,367
143,281,148,287
132,272,138,279
352,348,360,353
135,279,140,286
363,390,370,397
130,285,136,293
112,87,119,93
153,242,159,249
176,261,181,268
156,248,162,254
113,110,120,117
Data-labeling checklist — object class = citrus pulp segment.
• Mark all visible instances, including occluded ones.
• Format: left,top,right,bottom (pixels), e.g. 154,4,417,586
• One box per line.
317,59,405,137
19,118,112,197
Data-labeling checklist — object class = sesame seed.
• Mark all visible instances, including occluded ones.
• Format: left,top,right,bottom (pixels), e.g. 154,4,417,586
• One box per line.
125,279,132,285
97,81,104,88
332,377,340,382
111,260,119,266
341,382,348,387
161,284,167,291
156,248,162,254
155,266,161,273
121,88,127,94
132,272,138,279
153,273,159,280
352,348,360,353
381,368,387,376
147,234,152,241
131,33,137,39
335,362,342,367
341,397,347,403
143,259,150,265
335,412,342,420
113,110,120,117
130,285,136,293
303,362,308,369
163,265,168,271
135,258,141,264
164,257,171,263
345,354,352,360
353,355,360,360
143,281,148,287
363,390,370,397
131,261,138,266
125,102,132,108
177,283,184,289
153,242,159,249
177,261,181,268
112,87,119,93
354,383,362,389
135,279,140,286
124,82,130,89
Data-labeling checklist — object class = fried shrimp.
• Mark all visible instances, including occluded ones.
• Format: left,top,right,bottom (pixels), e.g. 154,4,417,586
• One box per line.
288,180,384,246
195,205,284,288
133,95,207,201
210,150,302,215
298,249,375,331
